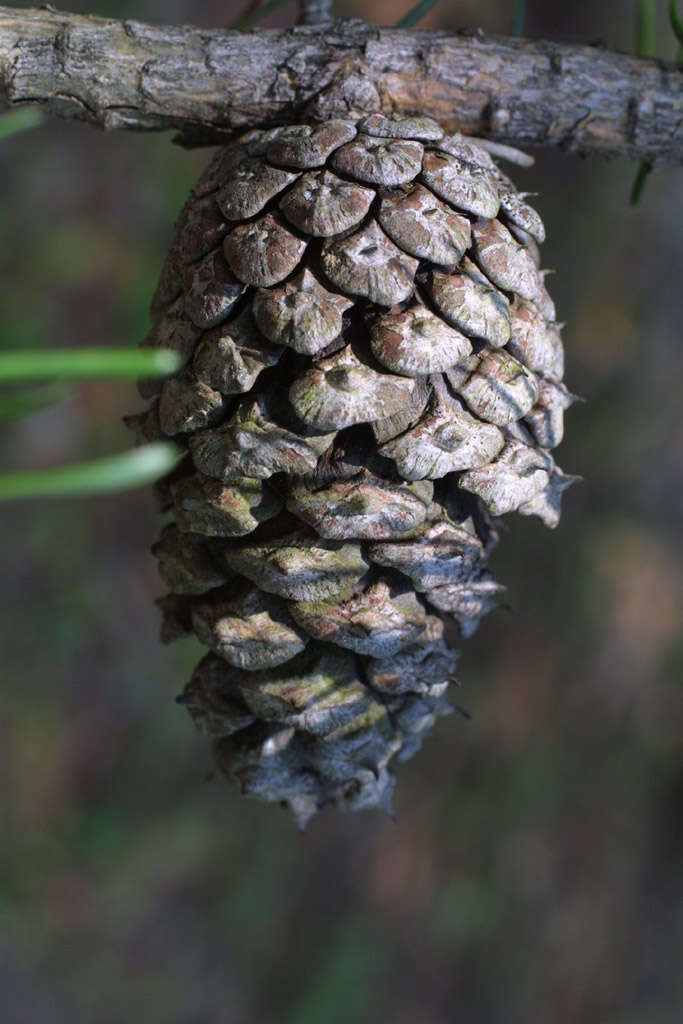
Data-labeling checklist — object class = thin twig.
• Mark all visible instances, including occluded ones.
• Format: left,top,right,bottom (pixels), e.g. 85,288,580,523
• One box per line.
0,6,680,163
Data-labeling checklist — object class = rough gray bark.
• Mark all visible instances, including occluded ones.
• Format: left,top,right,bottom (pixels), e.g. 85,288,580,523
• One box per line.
0,5,681,162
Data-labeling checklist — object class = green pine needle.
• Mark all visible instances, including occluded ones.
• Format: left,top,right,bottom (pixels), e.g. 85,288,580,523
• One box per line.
0,347,182,383
637,0,656,57
511,0,527,36
0,442,183,501
630,161,653,205
396,0,439,28
0,107,45,141
670,0,683,49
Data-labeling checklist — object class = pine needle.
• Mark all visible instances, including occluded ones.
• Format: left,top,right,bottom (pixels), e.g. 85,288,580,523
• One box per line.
0,443,183,500
0,108,45,141
396,0,439,29
0,348,182,382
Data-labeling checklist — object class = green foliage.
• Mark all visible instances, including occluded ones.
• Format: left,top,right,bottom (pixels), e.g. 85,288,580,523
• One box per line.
0,347,182,383
0,442,182,500
511,0,527,36
0,110,185,499
670,0,683,49
637,0,656,56
395,0,439,29
0,107,44,140
630,160,653,205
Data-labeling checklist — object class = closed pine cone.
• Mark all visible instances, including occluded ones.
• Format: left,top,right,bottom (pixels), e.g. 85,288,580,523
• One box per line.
126,113,575,826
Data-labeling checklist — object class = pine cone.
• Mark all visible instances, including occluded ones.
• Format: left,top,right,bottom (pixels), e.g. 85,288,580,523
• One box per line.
127,113,575,826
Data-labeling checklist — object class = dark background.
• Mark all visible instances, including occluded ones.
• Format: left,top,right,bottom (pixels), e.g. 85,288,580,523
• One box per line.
1,2,681,1021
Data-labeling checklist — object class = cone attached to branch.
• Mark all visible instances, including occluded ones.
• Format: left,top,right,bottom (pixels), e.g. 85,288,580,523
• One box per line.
130,112,575,825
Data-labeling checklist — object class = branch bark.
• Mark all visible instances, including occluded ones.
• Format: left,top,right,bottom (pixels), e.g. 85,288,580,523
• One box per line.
1,5,681,162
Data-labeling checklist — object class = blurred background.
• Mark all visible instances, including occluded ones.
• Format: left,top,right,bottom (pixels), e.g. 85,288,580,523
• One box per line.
1,1,681,1022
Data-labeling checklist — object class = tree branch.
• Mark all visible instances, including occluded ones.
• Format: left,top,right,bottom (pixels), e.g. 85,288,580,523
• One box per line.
1,5,681,162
